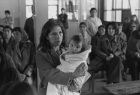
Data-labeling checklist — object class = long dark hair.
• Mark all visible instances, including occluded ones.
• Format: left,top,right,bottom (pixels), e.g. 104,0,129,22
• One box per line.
38,19,64,52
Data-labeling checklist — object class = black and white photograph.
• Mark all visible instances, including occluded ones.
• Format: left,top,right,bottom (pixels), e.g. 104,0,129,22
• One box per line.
0,0,140,95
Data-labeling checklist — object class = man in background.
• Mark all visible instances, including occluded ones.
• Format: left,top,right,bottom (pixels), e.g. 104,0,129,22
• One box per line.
24,5,35,45
58,8,69,47
2,10,14,28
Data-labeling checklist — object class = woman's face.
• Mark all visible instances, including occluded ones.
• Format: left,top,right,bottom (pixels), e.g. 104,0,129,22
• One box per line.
98,27,105,35
90,10,97,17
80,24,87,37
132,16,137,21
118,25,123,34
13,31,22,42
3,28,12,40
47,26,63,47
107,25,115,36
130,24,137,31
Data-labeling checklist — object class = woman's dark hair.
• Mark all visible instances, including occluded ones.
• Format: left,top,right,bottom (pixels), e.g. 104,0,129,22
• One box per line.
98,25,105,29
61,8,65,11
90,8,97,13
0,31,4,41
3,25,12,31
38,18,64,52
106,22,116,35
79,22,87,27
12,27,22,33
0,25,4,31
5,10,10,14
0,82,37,95
106,22,116,30
70,35,83,45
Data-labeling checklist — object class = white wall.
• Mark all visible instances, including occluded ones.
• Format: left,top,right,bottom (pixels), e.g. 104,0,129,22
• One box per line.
19,0,26,29
35,0,48,45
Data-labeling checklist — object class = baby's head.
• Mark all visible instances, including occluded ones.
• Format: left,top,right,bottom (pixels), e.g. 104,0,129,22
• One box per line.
68,35,83,54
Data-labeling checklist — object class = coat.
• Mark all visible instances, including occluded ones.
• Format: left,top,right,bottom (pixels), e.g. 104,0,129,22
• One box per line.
36,48,74,95
24,17,35,44
90,34,123,83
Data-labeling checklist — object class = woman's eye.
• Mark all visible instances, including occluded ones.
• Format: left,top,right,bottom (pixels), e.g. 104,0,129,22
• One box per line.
59,31,63,35
51,33,57,36
71,44,73,47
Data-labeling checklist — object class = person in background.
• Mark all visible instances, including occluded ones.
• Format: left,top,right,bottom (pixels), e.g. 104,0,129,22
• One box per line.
86,8,102,37
24,5,36,45
12,27,36,85
126,30,140,80
3,26,15,54
2,10,14,28
36,19,86,95
130,15,139,29
58,8,69,47
127,22,137,41
79,22,91,46
115,22,127,80
122,17,130,39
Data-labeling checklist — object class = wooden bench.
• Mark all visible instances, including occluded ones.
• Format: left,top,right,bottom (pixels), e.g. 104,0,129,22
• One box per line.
103,80,140,95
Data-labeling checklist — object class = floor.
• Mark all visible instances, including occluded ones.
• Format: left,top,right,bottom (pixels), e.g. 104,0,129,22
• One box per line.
93,72,137,95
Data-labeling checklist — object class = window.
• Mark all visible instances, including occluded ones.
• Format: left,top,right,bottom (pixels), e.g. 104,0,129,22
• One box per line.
48,0,58,19
58,0,79,21
82,0,95,20
26,0,34,18
104,0,140,22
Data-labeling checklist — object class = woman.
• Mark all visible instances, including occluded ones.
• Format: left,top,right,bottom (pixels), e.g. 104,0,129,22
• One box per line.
36,19,86,95
79,22,91,46
0,33,20,87
105,23,124,83
12,27,36,84
86,8,102,37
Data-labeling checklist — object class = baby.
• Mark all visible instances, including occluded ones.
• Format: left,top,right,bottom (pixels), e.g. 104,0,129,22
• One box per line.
47,35,91,95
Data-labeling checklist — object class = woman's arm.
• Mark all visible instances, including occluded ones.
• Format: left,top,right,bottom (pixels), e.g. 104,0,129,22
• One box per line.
36,51,74,87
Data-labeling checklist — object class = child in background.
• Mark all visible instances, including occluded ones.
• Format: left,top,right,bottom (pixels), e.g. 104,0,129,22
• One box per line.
47,35,91,95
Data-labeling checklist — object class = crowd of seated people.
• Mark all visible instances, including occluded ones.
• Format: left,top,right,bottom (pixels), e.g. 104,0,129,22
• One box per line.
89,15,140,84
0,25,37,94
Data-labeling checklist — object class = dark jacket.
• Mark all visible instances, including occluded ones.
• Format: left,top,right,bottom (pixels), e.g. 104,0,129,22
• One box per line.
24,17,35,44
58,13,69,29
36,48,74,95
126,30,140,58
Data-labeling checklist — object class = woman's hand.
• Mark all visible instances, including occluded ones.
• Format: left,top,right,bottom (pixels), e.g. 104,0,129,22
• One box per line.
73,63,86,78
